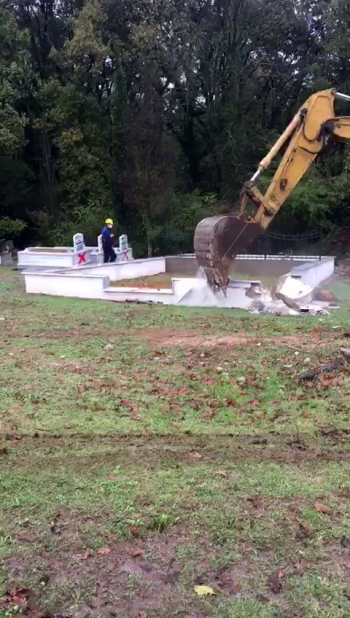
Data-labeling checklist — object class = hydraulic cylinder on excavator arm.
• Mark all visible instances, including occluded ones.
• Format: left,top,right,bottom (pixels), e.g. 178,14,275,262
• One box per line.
194,88,350,292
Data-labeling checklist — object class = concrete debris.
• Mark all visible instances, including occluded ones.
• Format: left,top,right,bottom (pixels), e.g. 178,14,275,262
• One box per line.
275,275,313,305
245,283,265,298
248,274,337,316
298,305,330,315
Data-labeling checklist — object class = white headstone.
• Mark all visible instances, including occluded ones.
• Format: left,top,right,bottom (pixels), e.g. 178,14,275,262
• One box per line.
73,233,85,253
119,234,128,252
97,234,103,253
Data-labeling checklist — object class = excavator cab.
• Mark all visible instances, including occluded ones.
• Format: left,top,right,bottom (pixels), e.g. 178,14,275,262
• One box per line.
194,88,350,292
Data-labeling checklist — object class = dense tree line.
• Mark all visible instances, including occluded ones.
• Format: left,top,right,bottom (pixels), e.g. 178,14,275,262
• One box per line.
1,0,350,255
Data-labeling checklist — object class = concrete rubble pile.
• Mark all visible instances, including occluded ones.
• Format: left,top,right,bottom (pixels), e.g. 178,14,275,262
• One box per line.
248,274,339,316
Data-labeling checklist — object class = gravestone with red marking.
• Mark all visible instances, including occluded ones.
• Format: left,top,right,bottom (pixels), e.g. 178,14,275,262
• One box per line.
73,233,90,266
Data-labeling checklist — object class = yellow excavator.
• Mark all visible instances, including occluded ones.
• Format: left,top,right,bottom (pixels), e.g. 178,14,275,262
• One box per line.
194,88,350,291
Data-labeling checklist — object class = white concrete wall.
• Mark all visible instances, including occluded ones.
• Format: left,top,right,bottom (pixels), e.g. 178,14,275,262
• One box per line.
25,272,109,298
104,287,174,304
103,278,258,309
18,251,73,268
22,255,335,308
18,249,92,269
291,257,334,288
173,278,255,308
64,257,166,280
24,270,255,308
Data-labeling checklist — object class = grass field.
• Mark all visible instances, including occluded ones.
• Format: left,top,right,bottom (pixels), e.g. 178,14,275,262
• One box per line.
1,267,350,618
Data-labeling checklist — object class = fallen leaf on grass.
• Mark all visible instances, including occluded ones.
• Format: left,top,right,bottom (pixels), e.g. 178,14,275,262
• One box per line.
127,546,143,557
314,503,332,514
340,536,350,548
50,523,60,535
97,547,111,555
194,585,215,596
1,586,38,609
161,569,181,584
294,558,304,576
248,399,259,407
214,470,227,477
296,519,311,539
268,570,284,593
247,496,260,509
190,451,202,460
129,525,139,538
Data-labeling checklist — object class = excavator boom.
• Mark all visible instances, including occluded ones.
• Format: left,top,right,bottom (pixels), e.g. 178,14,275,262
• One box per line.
194,88,350,291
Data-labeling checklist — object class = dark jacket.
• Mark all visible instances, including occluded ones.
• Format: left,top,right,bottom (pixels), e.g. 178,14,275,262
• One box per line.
101,226,113,249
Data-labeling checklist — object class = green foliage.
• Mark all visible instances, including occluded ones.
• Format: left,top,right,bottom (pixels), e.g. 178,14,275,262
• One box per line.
2,0,350,251
258,168,334,234
0,217,26,239
54,201,113,246
32,201,112,246
0,7,29,155
155,192,221,254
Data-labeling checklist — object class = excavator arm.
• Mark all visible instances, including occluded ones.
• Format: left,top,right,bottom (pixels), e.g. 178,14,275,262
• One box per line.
194,88,350,291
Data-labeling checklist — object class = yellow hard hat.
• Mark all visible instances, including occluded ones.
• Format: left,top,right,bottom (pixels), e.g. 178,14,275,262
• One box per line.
105,218,113,225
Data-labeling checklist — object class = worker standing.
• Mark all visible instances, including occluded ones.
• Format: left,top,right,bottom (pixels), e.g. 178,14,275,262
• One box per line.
101,218,117,263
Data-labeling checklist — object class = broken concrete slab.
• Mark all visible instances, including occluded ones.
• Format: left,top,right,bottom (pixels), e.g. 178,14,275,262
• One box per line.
248,272,338,316
275,274,313,303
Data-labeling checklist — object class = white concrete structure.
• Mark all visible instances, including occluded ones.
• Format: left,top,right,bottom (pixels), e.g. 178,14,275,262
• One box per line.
63,257,165,280
18,248,92,269
18,232,91,269
290,258,335,288
22,254,335,310
24,267,259,309
18,232,133,270
90,234,133,264
90,235,104,264
115,234,133,262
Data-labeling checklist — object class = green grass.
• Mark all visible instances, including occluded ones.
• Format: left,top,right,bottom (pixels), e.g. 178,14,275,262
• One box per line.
1,267,350,617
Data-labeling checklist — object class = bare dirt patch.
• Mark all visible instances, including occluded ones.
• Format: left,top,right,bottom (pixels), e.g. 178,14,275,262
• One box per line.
141,328,322,349
6,325,324,349
4,432,350,467
4,538,185,617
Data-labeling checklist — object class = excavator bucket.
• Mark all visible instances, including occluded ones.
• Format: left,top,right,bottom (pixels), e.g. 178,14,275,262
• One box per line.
194,214,262,291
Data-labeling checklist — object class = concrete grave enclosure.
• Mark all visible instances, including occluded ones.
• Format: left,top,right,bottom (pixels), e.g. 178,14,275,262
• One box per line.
17,233,133,270
23,253,335,310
